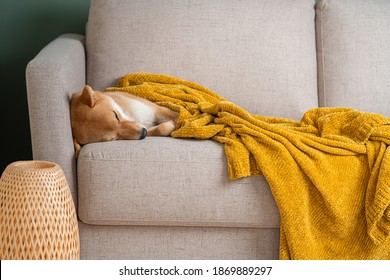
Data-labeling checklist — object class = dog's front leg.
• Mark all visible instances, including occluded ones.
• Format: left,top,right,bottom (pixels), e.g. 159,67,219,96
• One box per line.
147,120,176,136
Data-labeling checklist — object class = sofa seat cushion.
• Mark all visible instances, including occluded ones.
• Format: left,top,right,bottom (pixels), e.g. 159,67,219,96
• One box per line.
77,137,280,228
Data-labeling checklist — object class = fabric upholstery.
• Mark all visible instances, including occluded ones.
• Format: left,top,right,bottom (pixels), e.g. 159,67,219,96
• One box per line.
108,73,390,259
86,0,318,120
79,222,280,259
316,0,390,116
26,34,86,206
25,0,390,260
78,138,280,228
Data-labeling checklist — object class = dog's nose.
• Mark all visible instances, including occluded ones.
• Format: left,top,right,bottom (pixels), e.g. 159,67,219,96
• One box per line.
140,127,147,139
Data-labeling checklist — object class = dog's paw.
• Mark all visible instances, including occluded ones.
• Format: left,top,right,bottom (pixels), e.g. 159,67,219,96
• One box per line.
158,121,176,136
148,120,176,136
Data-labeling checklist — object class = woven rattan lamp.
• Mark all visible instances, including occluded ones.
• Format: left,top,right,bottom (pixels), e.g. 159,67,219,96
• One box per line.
0,161,79,259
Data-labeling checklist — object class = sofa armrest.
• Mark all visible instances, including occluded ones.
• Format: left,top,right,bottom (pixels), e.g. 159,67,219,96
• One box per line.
26,33,86,208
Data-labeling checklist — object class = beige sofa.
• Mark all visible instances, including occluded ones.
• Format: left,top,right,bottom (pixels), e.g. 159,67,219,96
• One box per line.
26,0,390,259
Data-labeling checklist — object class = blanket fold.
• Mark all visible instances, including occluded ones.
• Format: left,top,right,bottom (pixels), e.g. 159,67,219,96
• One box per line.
107,73,390,259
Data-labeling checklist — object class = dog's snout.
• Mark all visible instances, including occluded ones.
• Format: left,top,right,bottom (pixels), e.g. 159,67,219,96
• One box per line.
140,127,147,139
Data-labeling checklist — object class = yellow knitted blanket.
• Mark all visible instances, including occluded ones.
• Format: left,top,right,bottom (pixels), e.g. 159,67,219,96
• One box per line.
107,73,390,259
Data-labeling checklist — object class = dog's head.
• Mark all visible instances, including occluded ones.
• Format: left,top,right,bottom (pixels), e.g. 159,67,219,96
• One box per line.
70,85,147,158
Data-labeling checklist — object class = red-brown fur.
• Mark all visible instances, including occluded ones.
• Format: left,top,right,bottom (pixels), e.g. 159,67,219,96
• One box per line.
70,85,179,158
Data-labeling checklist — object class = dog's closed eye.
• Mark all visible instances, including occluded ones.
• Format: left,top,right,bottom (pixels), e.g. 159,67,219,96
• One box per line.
113,111,120,122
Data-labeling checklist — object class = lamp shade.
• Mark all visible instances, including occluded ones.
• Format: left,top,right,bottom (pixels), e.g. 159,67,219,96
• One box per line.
0,161,79,259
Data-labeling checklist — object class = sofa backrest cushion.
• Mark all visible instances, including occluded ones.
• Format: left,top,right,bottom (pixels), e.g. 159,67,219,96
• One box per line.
316,0,390,116
86,0,318,120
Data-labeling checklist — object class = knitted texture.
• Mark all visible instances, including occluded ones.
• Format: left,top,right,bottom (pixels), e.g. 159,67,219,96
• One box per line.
107,73,390,259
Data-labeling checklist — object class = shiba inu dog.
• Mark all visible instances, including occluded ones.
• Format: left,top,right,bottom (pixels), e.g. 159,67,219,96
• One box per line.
70,85,179,158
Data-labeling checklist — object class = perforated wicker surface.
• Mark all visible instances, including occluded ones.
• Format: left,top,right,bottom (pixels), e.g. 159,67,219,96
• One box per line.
0,161,80,259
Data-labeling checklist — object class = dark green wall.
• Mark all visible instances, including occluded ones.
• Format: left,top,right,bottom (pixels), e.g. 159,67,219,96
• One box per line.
0,0,90,173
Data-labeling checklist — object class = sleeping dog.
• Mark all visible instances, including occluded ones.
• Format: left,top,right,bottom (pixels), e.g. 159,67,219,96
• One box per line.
70,85,179,158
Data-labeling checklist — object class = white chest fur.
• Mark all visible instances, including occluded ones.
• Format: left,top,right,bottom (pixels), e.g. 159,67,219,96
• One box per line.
108,97,156,128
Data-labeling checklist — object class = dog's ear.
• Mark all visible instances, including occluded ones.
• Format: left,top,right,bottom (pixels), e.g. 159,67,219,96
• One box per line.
80,85,97,107
73,139,81,160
